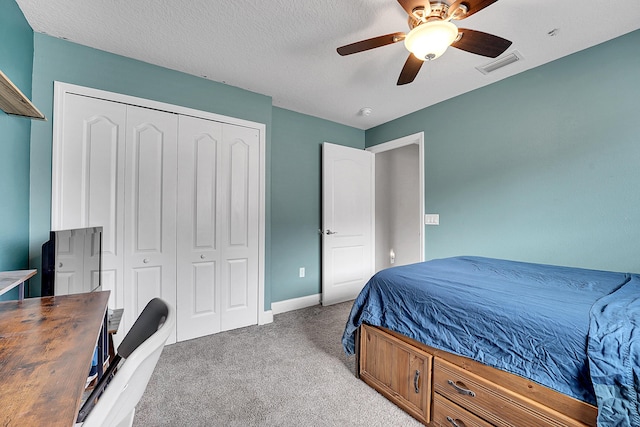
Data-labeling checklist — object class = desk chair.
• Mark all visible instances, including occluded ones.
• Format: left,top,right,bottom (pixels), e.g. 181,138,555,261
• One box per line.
77,298,175,427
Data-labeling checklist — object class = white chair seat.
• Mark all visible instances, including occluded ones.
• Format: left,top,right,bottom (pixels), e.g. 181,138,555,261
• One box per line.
77,298,175,427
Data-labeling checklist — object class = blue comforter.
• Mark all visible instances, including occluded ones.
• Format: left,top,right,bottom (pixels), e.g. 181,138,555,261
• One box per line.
341,256,640,426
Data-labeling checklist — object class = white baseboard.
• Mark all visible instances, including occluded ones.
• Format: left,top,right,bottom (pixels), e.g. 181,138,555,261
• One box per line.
271,293,321,315
259,309,273,325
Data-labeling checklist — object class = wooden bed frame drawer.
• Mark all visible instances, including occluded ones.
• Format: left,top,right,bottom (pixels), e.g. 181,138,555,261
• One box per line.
360,324,433,424
432,393,493,427
433,358,590,427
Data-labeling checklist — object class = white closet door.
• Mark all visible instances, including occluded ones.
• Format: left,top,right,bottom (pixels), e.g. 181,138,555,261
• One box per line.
220,124,259,331
176,115,223,341
53,85,263,344
177,119,260,338
52,94,126,309
123,106,178,344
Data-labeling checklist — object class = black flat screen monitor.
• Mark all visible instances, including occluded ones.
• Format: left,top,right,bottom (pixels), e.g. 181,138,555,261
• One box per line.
41,226,102,297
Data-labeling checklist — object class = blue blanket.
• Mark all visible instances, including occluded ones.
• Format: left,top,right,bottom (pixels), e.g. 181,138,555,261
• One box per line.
588,275,640,425
342,256,639,425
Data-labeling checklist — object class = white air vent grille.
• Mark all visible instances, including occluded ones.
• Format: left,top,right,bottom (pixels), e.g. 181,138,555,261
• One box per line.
476,51,523,75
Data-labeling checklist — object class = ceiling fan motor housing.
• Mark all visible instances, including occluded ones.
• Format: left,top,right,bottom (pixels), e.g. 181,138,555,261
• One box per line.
410,2,450,26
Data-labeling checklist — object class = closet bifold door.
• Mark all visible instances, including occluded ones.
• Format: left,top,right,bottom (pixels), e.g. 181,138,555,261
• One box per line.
218,124,260,332
123,106,178,344
53,85,263,344
52,94,126,311
176,118,260,339
176,116,223,341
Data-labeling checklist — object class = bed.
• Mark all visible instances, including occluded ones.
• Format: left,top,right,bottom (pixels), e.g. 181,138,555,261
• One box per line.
342,256,640,426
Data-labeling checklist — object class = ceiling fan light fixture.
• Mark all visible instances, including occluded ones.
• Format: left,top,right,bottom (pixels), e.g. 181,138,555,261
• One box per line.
404,20,458,61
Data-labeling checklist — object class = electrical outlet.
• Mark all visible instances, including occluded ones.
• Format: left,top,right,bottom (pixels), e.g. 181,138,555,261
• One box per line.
299,267,305,278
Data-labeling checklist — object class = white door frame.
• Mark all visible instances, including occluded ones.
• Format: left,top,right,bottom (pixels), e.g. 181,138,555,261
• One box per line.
52,81,271,326
366,132,425,263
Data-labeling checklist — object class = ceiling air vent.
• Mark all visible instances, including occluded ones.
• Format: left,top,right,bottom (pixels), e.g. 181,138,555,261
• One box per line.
476,51,523,75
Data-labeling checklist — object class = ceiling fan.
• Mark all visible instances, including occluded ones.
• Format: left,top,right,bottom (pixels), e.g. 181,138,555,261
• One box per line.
337,0,512,85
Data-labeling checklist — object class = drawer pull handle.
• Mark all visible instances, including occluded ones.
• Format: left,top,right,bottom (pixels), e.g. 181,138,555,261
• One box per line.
414,370,420,393
446,416,467,427
447,379,476,397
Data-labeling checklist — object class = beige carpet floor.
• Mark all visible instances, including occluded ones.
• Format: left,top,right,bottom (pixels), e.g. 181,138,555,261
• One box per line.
133,301,422,426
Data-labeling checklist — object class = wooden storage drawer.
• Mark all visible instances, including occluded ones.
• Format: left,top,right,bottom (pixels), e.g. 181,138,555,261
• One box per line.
432,393,493,427
433,358,590,427
360,324,432,424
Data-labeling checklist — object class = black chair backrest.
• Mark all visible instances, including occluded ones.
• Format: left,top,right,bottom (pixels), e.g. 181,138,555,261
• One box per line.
118,298,169,359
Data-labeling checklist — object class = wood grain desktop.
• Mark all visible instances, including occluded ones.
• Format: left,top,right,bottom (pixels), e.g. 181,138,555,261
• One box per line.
0,291,109,426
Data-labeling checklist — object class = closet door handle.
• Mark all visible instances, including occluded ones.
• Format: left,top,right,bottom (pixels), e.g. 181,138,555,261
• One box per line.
325,229,338,235
447,379,476,397
413,370,420,394
143,258,150,264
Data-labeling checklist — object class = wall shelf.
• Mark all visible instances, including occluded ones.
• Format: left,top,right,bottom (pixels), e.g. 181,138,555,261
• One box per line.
0,69,45,120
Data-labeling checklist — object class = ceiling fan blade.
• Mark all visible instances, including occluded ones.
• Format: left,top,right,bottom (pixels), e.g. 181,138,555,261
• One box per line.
337,32,405,56
397,54,424,85
397,0,429,17
451,29,512,58
449,0,499,20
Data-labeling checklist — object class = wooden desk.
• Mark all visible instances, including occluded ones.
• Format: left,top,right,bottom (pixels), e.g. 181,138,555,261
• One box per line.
0,291,109,426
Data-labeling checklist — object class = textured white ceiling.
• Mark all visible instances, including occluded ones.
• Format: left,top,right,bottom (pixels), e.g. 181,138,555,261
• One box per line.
15,0,640,129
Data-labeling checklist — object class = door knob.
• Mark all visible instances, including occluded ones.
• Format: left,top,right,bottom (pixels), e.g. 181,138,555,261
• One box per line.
326,229,338,235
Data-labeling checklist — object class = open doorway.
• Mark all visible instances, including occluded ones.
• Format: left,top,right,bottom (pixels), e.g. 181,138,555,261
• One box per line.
367,132,424,272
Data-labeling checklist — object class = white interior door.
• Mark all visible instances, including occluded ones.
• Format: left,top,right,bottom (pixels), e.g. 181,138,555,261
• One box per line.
321,142,374,306
176,116,223,341
219,124,259,331
52,94,126,309
53,83,265,344
177,118,259,339
123,106,178,344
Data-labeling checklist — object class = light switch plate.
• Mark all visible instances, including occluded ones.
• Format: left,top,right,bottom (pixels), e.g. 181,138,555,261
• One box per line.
425,214,440,225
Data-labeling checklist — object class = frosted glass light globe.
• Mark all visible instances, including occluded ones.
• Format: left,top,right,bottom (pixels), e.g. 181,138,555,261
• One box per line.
404,20,458,61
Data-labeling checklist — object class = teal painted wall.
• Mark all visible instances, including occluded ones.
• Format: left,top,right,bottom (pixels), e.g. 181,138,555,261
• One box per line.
28,34,274,306
12,0,639,308
0,0,34,300
25,33,365,307
366,30,640,273
271,107,364,302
